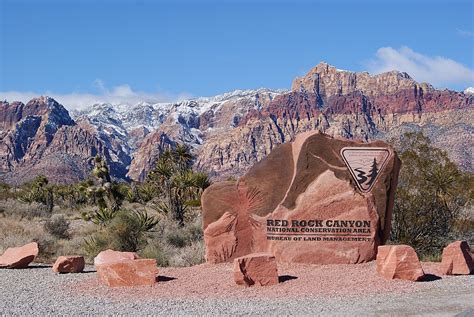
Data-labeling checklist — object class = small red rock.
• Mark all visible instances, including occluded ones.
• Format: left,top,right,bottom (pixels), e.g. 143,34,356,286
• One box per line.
96,259,158,287
233,252,279,286
52,256,85,273
93,249,139,266
440,241,474,275
376,245,425,281
0,242,39,269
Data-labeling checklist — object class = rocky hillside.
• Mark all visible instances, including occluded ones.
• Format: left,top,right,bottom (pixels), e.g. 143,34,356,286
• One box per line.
1,63,472,184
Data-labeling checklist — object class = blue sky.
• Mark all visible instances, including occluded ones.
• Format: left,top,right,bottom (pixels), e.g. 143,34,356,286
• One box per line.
1,0,473,108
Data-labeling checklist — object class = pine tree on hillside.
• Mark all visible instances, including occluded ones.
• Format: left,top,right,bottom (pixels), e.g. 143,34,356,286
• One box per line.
367,158,379,187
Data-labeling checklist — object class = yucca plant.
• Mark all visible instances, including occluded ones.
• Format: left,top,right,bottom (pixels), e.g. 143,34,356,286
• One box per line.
90,208,119,227
131,209,160,232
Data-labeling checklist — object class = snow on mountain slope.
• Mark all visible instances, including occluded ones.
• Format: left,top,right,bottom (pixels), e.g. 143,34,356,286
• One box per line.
71,88,286,152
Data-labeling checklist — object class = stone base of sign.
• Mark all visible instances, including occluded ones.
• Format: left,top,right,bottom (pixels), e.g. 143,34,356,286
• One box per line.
53,256,85,273
376,245,425,281
202,131,400,265
233,253,279,287
440,241,474,275
0,242,38,269
96,259,158,287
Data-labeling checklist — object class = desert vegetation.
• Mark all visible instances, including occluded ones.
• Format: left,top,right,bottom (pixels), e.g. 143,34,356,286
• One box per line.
0,144,209,266
390,132,473,260
0,133,472,265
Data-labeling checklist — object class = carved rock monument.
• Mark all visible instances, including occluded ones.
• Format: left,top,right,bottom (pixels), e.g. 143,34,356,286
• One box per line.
202,131,400,264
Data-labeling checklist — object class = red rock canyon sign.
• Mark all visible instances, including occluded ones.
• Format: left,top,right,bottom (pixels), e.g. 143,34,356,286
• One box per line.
201,131,400,264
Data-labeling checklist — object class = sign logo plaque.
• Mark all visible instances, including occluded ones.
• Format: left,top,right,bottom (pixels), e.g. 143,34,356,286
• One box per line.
341,147,390,193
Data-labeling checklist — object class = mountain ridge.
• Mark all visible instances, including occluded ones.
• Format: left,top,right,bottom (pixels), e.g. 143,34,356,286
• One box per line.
1,63,472,184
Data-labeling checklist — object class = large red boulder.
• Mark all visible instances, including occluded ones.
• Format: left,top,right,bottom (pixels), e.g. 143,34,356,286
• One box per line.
96,259,158,287
376,245,425,281
52,256,85,273
0,242,39,268
93,249,139,266
440,241,474,275
233,253,279,287
202,131,400,264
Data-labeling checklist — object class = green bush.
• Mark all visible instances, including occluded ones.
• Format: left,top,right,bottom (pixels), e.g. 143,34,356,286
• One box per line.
391,132,473,258
84,209,159,258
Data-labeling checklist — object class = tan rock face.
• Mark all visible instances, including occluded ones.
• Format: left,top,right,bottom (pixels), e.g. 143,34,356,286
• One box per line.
440,241,474,275
0,242,39,269
202,131,400,264
52,256,85,273
96,259,158,287
376,245,425,281
291,62,434,98
233,253,279,287
93,249,139,266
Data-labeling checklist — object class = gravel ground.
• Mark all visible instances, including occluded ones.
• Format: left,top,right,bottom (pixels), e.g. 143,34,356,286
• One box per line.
0,262,473,316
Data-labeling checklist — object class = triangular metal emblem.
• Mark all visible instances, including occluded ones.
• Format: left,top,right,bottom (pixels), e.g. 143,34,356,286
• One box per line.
340,147,390,193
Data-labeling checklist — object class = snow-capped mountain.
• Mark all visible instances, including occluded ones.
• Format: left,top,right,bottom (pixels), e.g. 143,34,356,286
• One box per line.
1,63,472,184
71,88,286,152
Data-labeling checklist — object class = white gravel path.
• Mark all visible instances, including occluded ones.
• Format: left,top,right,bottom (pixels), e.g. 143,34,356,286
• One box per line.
0,263,473,316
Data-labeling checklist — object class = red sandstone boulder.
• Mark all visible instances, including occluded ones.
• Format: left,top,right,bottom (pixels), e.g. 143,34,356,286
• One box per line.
93,249,139,266
376,245,425,281
233,253,279,287
440,241,474,275
52,256,85,273
96,259,158,287
0,242,39,268
202,131,400,264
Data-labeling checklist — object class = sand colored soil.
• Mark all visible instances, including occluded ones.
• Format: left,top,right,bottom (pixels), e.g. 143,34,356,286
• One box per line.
69,261,447,301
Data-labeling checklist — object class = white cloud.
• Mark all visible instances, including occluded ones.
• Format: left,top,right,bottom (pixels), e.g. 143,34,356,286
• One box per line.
457,28,474,37
366,46,474,89
0,81,191,111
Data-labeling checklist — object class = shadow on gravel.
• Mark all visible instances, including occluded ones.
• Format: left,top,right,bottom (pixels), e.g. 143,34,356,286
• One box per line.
157,275,177,282
279,275,298,283
421,274,442,282
20,265,52,269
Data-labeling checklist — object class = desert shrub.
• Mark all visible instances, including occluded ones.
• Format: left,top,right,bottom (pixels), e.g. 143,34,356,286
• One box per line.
35,236,59,263
44,215,70,239
18,175,54,214
84,209,159,258
139,241,171,267
166,231,188,248
140,214,204,267
391,132,473,258
169,241,205,267
83,234,110,260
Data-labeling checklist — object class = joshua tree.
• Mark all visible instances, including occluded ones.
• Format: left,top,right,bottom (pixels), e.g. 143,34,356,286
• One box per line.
147,144,210,225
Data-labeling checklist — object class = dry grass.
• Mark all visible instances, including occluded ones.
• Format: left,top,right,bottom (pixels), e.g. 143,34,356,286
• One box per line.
0,199,205,267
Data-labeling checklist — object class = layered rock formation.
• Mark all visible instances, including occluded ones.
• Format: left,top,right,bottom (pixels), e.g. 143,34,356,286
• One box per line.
0,97,125,184
201,132,400,264
196,65,473,178
1,63,472,184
